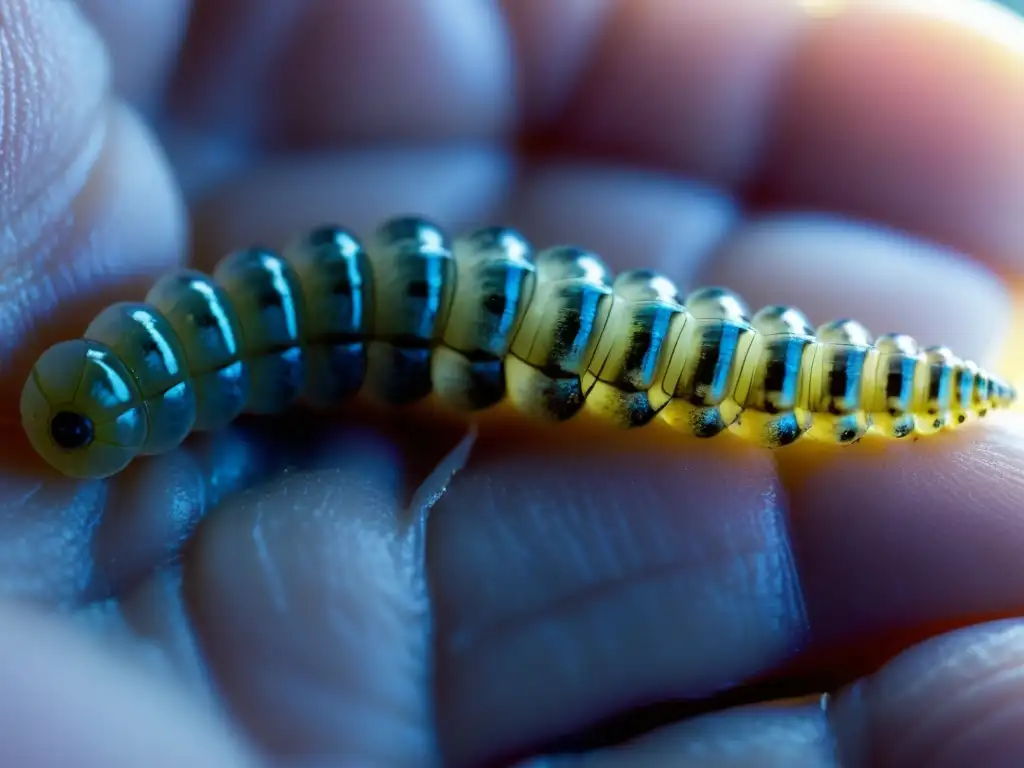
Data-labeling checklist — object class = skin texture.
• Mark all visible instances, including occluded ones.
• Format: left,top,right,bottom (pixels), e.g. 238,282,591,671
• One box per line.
2,0,1024,765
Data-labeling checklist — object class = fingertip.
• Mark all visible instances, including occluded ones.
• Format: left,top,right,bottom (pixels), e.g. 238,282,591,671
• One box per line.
758,0,1024,274
833,619,1024,768
0,100,187,425
183,427,436,762
782,411,1024,655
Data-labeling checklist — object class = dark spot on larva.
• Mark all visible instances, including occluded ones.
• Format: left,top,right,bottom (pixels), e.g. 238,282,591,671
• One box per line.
407,280,430,299
461,356,506,410
885,371,904,399
958,414,966,424
692,409,726,438
839,427,857,443
828,367,849,399
888,407,899,417
373,345,432,405
770,414,802,447
933,419,941,429
541,376,584,421
762,359,788,395
50,410,94,450
692,345,723,393
623,329,654,371
552,312,583,359
331,281,354,296
483,294,507,316
195,311,218,329
259,290,283,310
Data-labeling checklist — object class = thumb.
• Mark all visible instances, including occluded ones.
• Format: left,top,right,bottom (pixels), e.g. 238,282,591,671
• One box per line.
0,597,257,767
0,0,186,425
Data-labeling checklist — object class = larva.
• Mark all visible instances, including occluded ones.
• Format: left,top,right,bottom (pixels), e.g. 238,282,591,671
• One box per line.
20,215,1019,479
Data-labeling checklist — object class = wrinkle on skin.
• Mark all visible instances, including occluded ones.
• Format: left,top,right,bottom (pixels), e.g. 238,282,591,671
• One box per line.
831,620,1024,768
184,431,438,765
429,434,807,765
0,422,281,606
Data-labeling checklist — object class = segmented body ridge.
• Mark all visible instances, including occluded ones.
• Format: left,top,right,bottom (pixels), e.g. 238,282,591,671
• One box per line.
21,216,1019,479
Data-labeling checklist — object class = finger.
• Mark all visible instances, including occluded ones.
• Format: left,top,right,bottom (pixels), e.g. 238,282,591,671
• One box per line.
0,0,186,424
0,599,257,767
428,412,1024,767
530,620,1024,767
182,422,458,765
832,619,1024,768
174,0,1024,276
548,0,1024,275
74,567,218,708
74,0,191,108
169,0,512,145
777,413,1024,656
0,422,278,607
521,698,835,768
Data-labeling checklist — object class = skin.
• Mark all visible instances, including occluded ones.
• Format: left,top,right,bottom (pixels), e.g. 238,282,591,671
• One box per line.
2,0,1024,765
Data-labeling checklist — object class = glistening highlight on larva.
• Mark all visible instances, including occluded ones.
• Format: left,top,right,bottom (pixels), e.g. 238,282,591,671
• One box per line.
21,216,1018,479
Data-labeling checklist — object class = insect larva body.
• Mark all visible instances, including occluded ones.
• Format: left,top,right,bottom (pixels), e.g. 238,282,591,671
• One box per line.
802,319,875,445
432,226,536,411
915,345,958,434
283,226,371,409
83,303,198,455
20,215,1019,479
731,305,816,448
213,248,307,414
583,269,683,429
145,270,249,431
365,217,454,406
862,332,921,439
504,246,613,421
652,287,754,438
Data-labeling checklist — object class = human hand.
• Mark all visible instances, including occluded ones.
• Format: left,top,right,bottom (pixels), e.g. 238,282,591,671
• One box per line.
3,1,1024,766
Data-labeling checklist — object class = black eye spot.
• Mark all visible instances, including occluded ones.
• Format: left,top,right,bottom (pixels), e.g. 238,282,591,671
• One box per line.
483,294,507,316
50,410,94,450
259,290,283,310
195,311,218,329
839,428,857,443
407,280,430,299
